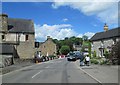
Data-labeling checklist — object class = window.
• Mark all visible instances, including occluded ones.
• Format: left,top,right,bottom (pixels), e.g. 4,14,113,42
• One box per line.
35,42,39,48
2,35,5,41
25,35,29,41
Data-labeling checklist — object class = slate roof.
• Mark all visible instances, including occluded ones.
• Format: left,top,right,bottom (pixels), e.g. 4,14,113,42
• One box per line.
8,18,34,33
0,44,14,54
90,27,120,41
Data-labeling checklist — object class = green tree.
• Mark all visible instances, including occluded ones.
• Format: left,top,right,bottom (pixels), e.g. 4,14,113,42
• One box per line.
82,35,88,41
104,49,109,59
93,50,97,58
60,45,70,55
110,40,120,65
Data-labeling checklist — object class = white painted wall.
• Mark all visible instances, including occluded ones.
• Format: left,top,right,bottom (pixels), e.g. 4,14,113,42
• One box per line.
1,33,26,42
6,34,16,41
92,41,101,57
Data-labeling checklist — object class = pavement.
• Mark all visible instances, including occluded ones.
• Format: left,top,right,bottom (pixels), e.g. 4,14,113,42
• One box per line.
75,60,119,83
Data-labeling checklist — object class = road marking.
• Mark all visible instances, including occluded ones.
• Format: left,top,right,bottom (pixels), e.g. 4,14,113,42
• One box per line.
3,59,58,76
3,63,42,76
75,61,102,84
32,70,43,78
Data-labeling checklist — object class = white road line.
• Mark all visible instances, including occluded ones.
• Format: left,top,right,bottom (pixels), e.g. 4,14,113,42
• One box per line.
74,61,102,84
32,70,43,78
3,59,58,76
3,63,42,76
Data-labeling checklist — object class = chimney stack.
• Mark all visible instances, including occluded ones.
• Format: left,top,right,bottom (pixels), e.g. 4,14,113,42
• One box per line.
47,36,52,40
104,23,108,32
0,14,8,32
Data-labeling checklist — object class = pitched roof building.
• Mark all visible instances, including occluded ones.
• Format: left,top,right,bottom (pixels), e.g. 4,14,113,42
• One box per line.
8,18,34,33
0,14,35,67
35,36,57,57
90,24,120,57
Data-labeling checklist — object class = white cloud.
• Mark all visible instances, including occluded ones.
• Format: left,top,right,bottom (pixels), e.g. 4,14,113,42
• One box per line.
62,18,68,22
77,32,95,39
35,23,95,41
84,32,95,39
35,24,77,41
52,0,119,24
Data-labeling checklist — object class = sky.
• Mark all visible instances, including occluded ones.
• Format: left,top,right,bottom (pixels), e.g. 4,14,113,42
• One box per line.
2,0,119,42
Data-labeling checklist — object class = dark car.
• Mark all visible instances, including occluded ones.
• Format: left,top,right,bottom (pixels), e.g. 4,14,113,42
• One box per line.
67,52,76,61
73,51,84,60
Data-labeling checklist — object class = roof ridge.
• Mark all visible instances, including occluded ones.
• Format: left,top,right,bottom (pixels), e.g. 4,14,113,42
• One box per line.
90,27,120,41
8,18,32,21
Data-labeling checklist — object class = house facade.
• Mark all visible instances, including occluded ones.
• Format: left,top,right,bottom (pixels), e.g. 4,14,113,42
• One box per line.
90,24,120,57
36,36,57,56
0,14,35,61
73,43,82,51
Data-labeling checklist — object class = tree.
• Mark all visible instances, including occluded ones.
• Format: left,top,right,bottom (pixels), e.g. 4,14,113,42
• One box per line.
104,49,110,59
60,45,70,55
93,50,97,58
53,36,83,54
110,40,120,65
82,35,88,41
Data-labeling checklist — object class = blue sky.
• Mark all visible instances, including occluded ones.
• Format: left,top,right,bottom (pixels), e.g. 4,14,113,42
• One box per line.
2,1,118,41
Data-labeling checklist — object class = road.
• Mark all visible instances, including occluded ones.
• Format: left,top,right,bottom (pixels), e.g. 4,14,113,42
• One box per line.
2,58,100,83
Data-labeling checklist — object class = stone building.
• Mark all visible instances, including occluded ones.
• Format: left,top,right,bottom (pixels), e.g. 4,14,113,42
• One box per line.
0,14,35,66
36,36,57,56
73,43,82,51
90,24,120,57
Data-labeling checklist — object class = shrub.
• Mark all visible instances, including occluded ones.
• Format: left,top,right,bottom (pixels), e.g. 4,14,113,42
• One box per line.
60,45,70,55
91,59,99,64
99,60,105,65
93,51,97,58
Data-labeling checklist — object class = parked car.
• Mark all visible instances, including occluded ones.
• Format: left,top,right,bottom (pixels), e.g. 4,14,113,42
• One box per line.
73,51,84,60
67,52,76,61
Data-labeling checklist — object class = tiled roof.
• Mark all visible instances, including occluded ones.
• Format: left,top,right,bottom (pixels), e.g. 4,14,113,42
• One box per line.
90,27,120,41
8,18,34,33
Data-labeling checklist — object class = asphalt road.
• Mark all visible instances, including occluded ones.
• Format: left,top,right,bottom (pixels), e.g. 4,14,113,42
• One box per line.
2,58,99,83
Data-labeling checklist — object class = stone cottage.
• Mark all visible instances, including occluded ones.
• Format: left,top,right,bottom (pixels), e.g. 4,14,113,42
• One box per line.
35,36,57,57
0,14,35,66
90,24,120,57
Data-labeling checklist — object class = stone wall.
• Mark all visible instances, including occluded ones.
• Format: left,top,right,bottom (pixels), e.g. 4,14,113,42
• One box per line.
0,54,13,67
92,41,101,57
37,39,57,56
92,37,120,57
16,34,35,59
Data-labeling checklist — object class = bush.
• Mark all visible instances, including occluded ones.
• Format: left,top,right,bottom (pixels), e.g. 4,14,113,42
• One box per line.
93,51,97,58
91,59,99,64
60,45,70,55
99,60,105,65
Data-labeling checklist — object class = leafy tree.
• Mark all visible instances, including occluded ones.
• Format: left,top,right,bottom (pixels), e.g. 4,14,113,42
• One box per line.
53,36,83,54
60,45,70,55
82,35,88,41
93,50,97,58
104,49,110,59
110,40,120,65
